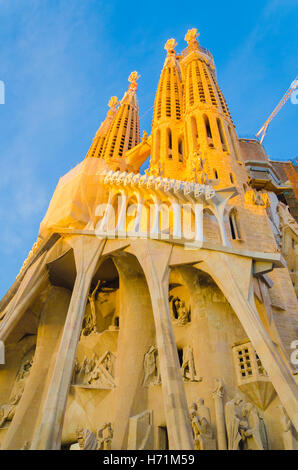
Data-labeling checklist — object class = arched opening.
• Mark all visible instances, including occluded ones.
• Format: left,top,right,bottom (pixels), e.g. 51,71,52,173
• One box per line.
229,209,241,240
213,169,219,179
230,173,234,184
159,201,173,238
182,203,196,240
126,195,139,233
178,137,184,162
203,114,214,147
167,129,173,159
217,118,228,152
190,116,199,150
141,197,157,237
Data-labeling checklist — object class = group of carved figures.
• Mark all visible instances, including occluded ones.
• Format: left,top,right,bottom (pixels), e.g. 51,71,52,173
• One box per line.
0,358,33,428
143,345,201,386
189,394,270,451
224,394,269,450
73,351,116,389
74,423,113,450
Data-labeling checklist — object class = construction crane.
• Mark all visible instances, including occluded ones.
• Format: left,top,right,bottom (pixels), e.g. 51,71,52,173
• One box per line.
256,76,298,144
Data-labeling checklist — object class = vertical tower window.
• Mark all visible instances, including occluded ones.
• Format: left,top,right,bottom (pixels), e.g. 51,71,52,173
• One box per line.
203,114,214,147
230,173,234,184
178,137,184,162
217,118,228,152
167,129,172,159
213,169,218,179
155,129,160,161
191,116,199,150
229,209,241,240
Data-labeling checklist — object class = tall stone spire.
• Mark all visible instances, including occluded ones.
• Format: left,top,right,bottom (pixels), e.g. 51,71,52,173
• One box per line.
85,96,119,159
101,72,141,171
180,28,241,187
150,38,184,178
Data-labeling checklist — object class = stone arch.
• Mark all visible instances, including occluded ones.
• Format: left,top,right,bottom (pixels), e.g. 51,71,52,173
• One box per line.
226,207,242,241
126,193,139,233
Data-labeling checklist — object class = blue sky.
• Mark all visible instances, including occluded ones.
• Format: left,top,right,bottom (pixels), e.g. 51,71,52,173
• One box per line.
0,0,297,297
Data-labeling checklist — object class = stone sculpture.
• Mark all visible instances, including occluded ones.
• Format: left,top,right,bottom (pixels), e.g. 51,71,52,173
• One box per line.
181,346,201,382
189,399,215,450
0,358,33,428
143,346,161,386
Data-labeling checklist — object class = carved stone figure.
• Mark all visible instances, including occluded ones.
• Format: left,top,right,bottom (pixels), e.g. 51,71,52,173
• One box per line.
189,399,215,450
278,405,297,450
20,441,31,450
0,358,33,428
242,402,269,450
224,394,247,450
212,378,227,450
170,297,190,325
181,346,201,382
82,280,101,336
76,427,98,450
97,423,113,450
143,346,161,386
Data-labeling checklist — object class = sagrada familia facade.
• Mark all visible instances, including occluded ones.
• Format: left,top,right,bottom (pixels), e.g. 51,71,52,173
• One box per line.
0,28,297,451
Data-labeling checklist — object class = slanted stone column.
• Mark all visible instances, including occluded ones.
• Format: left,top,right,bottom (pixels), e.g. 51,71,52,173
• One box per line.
130,240,193,450
0,253,49,344
112,254,156,450
31,236,105,450
212,378,227,450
